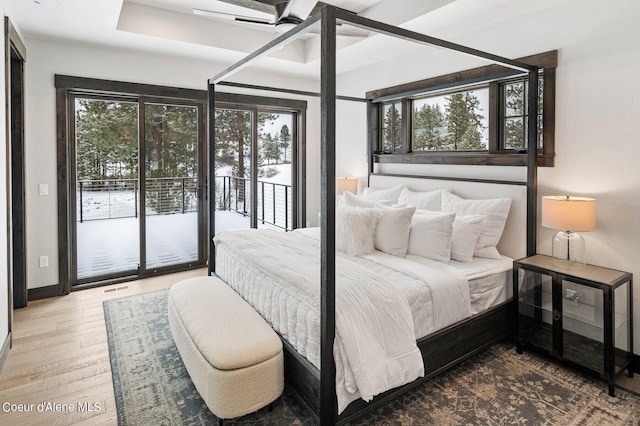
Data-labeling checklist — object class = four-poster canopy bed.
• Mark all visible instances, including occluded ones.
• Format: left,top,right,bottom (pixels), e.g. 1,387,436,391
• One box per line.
207,4,540,425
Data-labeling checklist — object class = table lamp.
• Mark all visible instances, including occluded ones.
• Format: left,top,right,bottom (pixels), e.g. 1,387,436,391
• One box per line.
541,195,596,264
336,177,358,196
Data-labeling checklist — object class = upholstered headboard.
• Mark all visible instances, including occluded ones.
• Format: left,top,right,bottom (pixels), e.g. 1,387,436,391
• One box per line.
368,174,527,260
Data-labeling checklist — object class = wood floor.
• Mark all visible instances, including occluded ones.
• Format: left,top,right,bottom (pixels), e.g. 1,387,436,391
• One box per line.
0,268,207,426
2,267,640,426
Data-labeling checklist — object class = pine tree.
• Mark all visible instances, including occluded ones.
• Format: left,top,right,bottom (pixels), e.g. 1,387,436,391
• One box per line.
413,103,445,150
75,99,138,181
444,92,486,150
383,103,401,152
279,124,291,163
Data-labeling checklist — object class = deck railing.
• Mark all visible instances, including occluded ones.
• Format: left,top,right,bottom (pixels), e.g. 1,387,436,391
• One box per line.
77,176,293,231
215,175,293,231
77,177,198,222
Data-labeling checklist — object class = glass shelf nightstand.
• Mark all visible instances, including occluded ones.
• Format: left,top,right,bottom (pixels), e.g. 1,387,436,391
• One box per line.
513,254,633,396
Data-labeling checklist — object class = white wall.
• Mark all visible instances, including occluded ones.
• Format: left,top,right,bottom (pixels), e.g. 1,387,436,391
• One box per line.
0,8,11,355
24,37,320,289
336,0,640,352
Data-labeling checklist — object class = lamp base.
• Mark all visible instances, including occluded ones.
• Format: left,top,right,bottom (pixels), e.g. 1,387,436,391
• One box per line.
552,231,586,265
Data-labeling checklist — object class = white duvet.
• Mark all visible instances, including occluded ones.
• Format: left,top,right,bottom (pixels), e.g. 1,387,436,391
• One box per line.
213,228,471,413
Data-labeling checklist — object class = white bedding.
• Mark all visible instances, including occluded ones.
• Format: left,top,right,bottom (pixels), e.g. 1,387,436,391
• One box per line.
450,256,513,315
213,227,474,413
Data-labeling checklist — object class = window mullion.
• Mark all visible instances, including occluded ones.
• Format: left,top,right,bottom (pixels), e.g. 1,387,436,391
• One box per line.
488,83,499,154
402,99,411,154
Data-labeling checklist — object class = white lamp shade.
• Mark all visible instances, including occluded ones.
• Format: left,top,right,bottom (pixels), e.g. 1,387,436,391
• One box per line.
541,196,596,232
336,177,358,195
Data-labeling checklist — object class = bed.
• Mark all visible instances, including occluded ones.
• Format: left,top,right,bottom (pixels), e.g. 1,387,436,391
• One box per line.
213,174,528,421
207,5,540,424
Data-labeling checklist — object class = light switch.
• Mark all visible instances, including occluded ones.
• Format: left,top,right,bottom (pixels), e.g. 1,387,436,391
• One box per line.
39,256,49,268
38,184,48,196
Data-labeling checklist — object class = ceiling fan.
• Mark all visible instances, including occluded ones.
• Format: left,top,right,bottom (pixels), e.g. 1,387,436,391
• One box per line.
193,0,370,37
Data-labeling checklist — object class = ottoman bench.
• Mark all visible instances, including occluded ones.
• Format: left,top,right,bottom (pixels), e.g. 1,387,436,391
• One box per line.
168,276,284,422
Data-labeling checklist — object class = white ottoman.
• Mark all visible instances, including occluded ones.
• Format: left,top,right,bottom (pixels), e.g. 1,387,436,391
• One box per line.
168,276,284,421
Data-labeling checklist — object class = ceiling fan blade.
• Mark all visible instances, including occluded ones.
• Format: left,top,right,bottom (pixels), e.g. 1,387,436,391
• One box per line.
213,0,275,16
235,16,275,25
193,8,274,25
281,0,318,20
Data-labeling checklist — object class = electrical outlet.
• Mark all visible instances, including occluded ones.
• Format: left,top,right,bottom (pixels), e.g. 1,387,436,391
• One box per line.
565,289,577,299
39,256,49,268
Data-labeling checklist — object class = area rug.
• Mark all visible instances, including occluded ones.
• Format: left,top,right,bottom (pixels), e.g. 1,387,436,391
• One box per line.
105,289,640,425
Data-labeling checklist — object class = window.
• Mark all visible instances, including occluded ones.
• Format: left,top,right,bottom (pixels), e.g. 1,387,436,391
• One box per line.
381,101,402,152
499,78,544,151
369,51,557,167
412,88,489,152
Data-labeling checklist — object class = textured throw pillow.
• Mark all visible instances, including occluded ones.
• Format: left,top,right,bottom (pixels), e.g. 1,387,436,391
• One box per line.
362,184,405,204
341,191,392,208
407,211,455,263
450,215,484,262
441,192,511,259
397,188,448,211
374,206,416,257
335,206,381,256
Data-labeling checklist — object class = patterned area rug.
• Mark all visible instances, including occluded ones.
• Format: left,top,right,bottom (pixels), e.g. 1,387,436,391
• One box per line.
104,289,640,425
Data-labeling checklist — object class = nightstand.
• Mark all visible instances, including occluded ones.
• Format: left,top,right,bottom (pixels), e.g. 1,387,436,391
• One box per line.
513,254,633,396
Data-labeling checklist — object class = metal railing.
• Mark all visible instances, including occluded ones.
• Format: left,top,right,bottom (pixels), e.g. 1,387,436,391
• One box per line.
215,175,293,231
77,176,293,230
77,177,198,222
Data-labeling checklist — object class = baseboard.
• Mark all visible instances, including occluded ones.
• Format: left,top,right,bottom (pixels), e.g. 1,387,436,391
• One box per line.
0,332,11,374
28,284,60,301
634,354,640,374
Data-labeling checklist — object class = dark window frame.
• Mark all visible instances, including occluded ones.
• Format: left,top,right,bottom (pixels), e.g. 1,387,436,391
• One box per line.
379,100,404,153
368,51,557,167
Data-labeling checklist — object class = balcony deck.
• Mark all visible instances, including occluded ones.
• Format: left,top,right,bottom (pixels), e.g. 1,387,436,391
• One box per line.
77,210,278,280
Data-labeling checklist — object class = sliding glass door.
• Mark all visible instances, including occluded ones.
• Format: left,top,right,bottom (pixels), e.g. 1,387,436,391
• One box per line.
257,112,293,230
74,97,140,280
214,108,252,232
71,94,206,285
214,106,297,234
144,102,201,271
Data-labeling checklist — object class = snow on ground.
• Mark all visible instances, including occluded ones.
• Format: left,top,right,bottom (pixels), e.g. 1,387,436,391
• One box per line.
76,166,292,278
78,190,138,221
215,163,291,184
77,212,198,279
77,210,280,279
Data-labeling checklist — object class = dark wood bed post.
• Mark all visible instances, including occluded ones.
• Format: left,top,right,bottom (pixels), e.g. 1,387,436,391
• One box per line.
208,82,216,275
366,100,375,180
319,6,338,425
526,69,539,257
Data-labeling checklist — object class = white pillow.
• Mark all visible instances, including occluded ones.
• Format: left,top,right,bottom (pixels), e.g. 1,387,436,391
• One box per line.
335,206,381,256
341,191,392,208
374,206,416,257
407,211,455,263
441,192,511,259
397,188,447,211
362,184,405,203
450,215,483,262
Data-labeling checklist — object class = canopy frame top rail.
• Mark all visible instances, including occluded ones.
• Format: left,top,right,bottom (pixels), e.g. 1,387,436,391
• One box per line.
210,7,536,86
